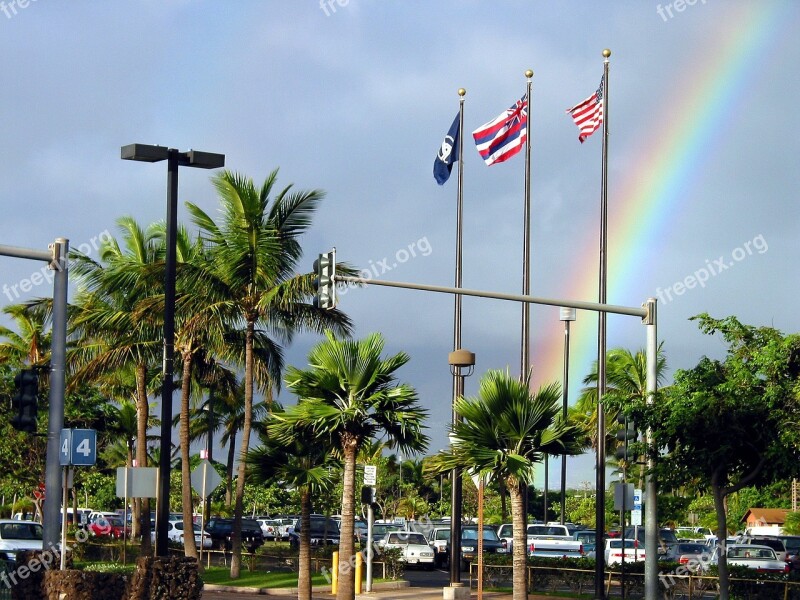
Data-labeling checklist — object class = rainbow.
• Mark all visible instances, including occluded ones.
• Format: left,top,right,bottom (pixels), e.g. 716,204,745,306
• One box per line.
530,1,795,399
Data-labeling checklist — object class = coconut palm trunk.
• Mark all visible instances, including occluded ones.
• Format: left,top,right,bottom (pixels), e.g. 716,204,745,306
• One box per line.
230,323,255,578
180,352,198,559
135,364,152,555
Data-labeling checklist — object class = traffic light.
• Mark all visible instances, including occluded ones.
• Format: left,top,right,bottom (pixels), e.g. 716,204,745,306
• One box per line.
360,485,375,505
312,249,336,310
10,368,39,434
614,412,637,461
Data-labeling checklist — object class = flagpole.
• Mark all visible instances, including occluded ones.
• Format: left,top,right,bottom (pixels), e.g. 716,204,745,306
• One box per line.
594,48,611,600
521,69,533,379
521,68,533,525
449,87,466,587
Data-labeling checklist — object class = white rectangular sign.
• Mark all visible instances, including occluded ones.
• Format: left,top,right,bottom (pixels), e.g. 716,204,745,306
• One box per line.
631,508,642,526
364,465,377,486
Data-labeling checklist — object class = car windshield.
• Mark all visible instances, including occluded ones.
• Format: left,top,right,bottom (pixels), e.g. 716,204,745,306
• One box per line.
433,529,451,541
527,525,567,536
609,540,637,549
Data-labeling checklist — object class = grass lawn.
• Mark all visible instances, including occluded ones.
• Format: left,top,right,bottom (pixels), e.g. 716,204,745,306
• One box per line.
201,567,332,588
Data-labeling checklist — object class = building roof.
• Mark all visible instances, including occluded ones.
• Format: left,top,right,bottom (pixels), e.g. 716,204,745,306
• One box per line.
739,507,789,525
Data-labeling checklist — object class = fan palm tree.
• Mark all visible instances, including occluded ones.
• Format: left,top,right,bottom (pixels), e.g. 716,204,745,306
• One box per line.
427,369,585,600
273,331,428,600
185,169,352,578
251,416,339,600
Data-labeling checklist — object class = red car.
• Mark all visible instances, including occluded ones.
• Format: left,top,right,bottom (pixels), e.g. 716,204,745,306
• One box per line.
88,516,129,539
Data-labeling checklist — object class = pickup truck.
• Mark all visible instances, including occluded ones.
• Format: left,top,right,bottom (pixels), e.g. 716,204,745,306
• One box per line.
526,524,584,558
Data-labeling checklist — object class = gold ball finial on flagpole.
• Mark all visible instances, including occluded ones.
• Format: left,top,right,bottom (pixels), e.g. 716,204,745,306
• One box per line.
458,88,466,97
602,49,611,58
525,69,533,79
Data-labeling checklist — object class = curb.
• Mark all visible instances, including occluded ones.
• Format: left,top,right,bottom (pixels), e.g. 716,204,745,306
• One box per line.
203,580,410,596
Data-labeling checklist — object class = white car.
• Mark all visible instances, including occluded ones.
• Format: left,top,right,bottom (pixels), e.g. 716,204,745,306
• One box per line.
604,538,645,565
256,518,280,540
379,531,435,569
151,521,212,548
709,544,788,574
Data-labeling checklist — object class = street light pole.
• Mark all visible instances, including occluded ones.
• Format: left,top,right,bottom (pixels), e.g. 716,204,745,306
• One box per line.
559,308,576,524
448,348,474,587
121,144,224,557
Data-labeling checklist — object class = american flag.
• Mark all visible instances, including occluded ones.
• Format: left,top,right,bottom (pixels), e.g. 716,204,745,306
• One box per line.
472,94,528,165
566,77,604,143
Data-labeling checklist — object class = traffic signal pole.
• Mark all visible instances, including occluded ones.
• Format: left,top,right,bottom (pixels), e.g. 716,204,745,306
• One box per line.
332,273,661,595
0,239,69,552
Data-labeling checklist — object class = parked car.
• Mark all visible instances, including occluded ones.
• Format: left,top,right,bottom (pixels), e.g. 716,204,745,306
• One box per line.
205,518,265,552
707,544,789,574
0,520,44,565
526,524,584,558
256,518,281,541
624,526,678,554
776,535,800,570
659,542,710,571
378,531,435,569
275,517,297,540
151,521,212,548
740,536,788,562
455,526,507,571
426,526,451,568
88,515,129,539
604,538,645,565
288,516,340,549
358,522,403,546
574,530,597,558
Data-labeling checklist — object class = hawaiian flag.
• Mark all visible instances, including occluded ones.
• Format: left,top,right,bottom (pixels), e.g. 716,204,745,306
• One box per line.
472,94,528,166
566,76,604,143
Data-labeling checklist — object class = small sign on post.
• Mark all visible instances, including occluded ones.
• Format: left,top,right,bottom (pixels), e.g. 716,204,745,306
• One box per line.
363,465,377,486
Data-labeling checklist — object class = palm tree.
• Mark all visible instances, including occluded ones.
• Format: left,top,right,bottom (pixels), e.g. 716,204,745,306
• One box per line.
0,304,50,366
273,331,429,600
185,169,352,578
427,369,585,600
69,217,165,555
574,345,667,482
251,415,339,600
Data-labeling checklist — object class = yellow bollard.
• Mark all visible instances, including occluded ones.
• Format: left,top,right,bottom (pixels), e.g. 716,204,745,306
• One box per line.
331,551,338,594
355,551,363,594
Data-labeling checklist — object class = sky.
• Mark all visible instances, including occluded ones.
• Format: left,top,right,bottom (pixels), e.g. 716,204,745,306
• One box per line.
1,1,798,492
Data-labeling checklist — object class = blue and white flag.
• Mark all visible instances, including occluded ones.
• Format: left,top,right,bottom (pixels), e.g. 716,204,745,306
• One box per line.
433,113,460,185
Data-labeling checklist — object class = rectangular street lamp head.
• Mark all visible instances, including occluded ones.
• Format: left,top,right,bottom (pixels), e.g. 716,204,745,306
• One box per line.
120,144,170,163
187,150,225,169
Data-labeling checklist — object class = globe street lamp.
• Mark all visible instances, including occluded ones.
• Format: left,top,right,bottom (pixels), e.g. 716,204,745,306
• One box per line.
121,144,224,557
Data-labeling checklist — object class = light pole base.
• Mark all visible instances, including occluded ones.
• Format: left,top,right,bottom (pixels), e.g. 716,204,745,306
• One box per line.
443,583,470,600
